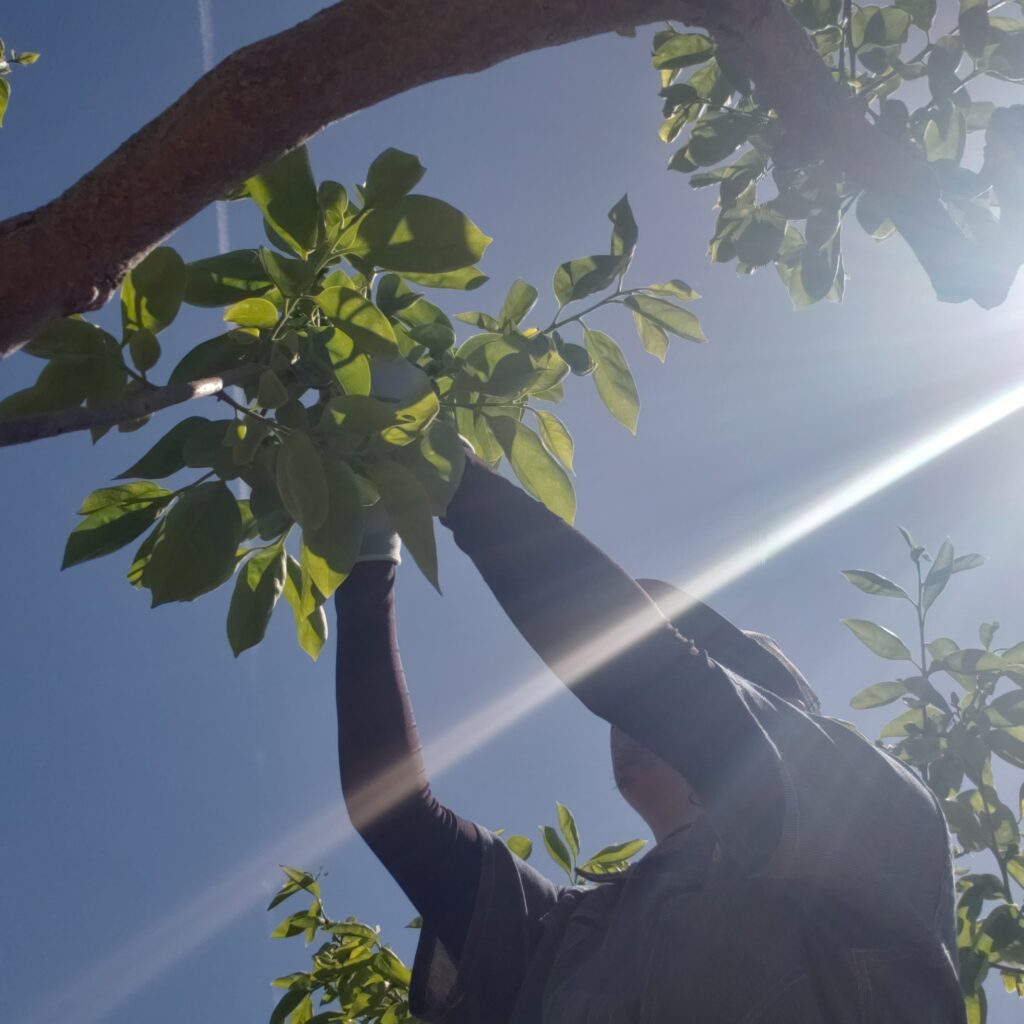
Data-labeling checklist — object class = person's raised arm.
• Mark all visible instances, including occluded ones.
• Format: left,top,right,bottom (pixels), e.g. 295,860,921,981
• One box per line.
335,557,482,959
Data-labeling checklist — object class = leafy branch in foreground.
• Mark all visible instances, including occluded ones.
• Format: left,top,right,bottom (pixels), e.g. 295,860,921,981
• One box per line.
266,805,645,1024
0,146,706,660
0,36,39,127
845,529,1024,1023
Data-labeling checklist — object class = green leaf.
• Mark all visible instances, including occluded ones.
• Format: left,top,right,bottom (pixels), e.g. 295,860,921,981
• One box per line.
117,417,209,479
506,835,533,860
167,331,254,386
608,194,638,260
381,383,440,445
366,460,439,590
227,543,287,656
540,825,574,880
363,148,426,206
141,483,242,605
498,279,539,327
897,524,927,562
922,538,954,613
283,555,328,660
400,267,489,290
841,569,910,599
348,195,491,273
979,621,999,650
849,680,907,709
952,553,985,574
645,279,700,301
224,297,279,329
121,247,186,334
631,311,669,362
533,410,574,472
301,461,364,599
183,250,272,307
960,0,991,57
851,5,912,47
0,78,9,128
686,110,754,167
315,287,398,357
128,328,161,373
258,248,315,298
257,369,289,409
62,487,171,569
245,146,320,258
579,837,647,868
652,32,715,70
879,705,944,738
556,802,581,859
552,254,624,307
624,295,706,342
489,416,576,524
324,394,399,433
24,317,114,360
276,432,329,531
584,329,640,434
896,0,936,30
924,106,966,164
842,618,913,661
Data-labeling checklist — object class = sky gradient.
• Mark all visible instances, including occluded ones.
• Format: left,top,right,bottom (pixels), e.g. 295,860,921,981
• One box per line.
2,3,1024,1022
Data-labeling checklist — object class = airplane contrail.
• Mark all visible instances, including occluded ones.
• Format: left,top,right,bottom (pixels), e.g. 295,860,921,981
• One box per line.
197,0,231,255
27,378,1024,1024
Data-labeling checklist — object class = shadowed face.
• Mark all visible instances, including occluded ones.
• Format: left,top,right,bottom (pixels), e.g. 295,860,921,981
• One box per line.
609,724,701,841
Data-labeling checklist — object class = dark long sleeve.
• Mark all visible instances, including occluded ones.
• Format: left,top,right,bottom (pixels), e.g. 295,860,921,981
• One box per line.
439,457,792,874
335,561,482,957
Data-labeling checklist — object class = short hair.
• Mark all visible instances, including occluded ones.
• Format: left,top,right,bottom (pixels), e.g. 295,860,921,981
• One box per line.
636,578,820,714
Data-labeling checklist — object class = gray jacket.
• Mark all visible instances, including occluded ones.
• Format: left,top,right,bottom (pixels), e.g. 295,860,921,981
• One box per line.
410,712,964,1023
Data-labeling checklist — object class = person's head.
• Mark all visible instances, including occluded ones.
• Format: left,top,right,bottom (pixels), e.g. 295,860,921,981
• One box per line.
608,579,818,843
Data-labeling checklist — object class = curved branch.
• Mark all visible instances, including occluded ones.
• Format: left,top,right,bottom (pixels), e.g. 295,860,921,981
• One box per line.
0,0,677,356
1,0,1019,361
0,365,259,446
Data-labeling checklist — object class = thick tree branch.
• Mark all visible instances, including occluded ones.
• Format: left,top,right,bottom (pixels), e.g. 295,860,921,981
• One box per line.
0,365,259,446
0,0,1019,360
0,0,677,356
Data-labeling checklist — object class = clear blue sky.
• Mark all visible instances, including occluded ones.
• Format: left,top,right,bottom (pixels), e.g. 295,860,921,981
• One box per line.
3,3,1024,1022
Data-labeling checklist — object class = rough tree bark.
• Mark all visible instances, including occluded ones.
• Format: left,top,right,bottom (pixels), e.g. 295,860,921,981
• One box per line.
0,0,1019,361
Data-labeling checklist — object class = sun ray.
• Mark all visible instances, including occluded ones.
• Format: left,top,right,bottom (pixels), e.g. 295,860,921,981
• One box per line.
32,378,1024,1024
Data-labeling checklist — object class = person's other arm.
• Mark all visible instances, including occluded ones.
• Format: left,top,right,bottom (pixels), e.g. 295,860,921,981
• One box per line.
440,455,789,872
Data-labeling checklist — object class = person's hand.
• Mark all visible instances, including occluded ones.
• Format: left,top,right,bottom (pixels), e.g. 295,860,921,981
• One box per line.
356,498,401,565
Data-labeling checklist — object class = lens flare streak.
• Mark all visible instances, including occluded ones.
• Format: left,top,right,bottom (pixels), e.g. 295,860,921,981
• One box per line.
32,380,1024,1024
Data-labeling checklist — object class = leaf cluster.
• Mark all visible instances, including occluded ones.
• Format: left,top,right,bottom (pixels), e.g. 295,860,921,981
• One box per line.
845,528,1024,1021
8,148,706,660
0,36,40,128
654,1,1024,306
266,806,645,1024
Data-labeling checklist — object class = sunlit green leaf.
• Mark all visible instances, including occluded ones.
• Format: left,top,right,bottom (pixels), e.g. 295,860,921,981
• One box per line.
227,543,287,656
584,329,640,434
348,195,491,273
849,680,907,709
533,410,574,472
490,415,576,524
842,618,913,661
841,569,910,600
366,460,439,590
363,148,426,207
246,146,320,258
541,825,574,879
